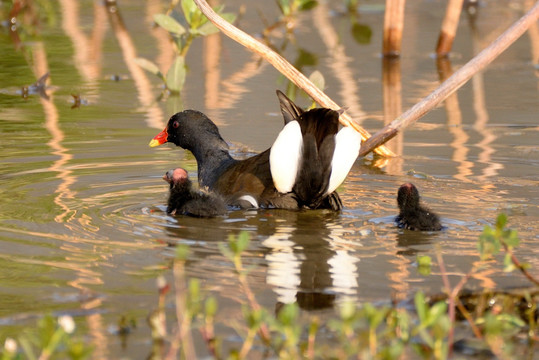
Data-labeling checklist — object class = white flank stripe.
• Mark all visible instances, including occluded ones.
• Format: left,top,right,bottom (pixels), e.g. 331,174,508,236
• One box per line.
326,126,362,194
270,121,302,193
236,195,259,208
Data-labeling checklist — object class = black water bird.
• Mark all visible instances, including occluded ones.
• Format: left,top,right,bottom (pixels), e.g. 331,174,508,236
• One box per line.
163,168,227,217
150,91,362,210
395,183,442,231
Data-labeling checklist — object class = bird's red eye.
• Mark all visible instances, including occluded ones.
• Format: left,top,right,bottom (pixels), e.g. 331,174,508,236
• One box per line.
173,121,179,128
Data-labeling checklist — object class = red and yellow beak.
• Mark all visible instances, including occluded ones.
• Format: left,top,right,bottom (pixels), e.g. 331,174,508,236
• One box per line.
149,127,168,147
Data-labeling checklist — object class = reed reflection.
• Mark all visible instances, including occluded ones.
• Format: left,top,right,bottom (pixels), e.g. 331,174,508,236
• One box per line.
466,9,504,181
313,3,365,121
105,0,165,129
59,0,107,86
27,41,111,359
382,57,404,175
436,57,473,182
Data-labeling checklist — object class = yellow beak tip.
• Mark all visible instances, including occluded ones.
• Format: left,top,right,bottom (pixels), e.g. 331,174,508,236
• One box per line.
149,139,161,148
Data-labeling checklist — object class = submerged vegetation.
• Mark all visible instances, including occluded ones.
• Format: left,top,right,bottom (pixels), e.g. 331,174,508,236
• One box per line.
2,215,537,359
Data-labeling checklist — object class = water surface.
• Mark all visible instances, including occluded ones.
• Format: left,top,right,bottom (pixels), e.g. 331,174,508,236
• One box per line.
0,0,538,357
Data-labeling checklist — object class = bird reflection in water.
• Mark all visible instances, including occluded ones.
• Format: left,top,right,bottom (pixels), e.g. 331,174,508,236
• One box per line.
261,210,359,310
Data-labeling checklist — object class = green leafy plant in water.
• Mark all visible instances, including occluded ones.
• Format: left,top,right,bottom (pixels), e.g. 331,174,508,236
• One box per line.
413,292,450,359
135,0,236,93
0,315,92,360
275,0,318,18
478,213,529,273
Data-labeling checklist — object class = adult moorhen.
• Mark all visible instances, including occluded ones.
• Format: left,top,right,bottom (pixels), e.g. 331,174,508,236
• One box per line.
163,168,227,217
150,91,362,210
395,183,442,231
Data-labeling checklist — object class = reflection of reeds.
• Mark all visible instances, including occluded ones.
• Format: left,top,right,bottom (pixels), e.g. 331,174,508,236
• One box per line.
203,31,267,125
105,1,165,129
468,17,504,182
147,0,175,79
382,58,403,175
436,58,473,182
313,3,365,121
28,38,112,360
59,0,107,85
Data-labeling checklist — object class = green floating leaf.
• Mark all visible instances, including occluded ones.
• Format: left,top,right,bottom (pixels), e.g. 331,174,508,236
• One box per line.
134,58,164,80
351,23,372,45
417,255,432,276
153,14,186,35
166,56,186,93
309,70,325,91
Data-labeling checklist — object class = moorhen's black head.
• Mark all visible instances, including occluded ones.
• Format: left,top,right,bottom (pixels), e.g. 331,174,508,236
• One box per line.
150,110,225,151
397,183,421,211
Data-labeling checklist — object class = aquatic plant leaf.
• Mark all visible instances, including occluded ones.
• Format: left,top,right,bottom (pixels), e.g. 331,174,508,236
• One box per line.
233,231,250,254
175,244,190,260
299,0,318,11
277,302,299,326
351,23,372,44
134,58,164,80
502,229,519,247
277,0,291,16
205,296,218,317
339,301,356,320
414,292,427,323
181,0,197,25
166,57,186,93
192,12,236,36
153,14,186,35
428,302,448,325
503,253,516,272
417,255,432,276
495,213,507,230
478,226,500,260
218,242,234,261
309,70,325,91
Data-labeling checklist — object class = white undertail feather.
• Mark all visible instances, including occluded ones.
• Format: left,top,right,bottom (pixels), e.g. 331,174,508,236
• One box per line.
270,121,303,193
326,126,362,195
236,195,259,208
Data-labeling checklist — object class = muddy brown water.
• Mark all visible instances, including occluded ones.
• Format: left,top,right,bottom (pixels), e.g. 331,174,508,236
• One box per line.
0,0,538,357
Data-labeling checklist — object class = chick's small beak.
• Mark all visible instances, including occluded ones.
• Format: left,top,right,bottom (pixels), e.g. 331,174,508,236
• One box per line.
149,127,168,147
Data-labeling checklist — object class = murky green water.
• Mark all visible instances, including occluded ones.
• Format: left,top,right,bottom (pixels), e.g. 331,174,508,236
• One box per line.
0,0,538,357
